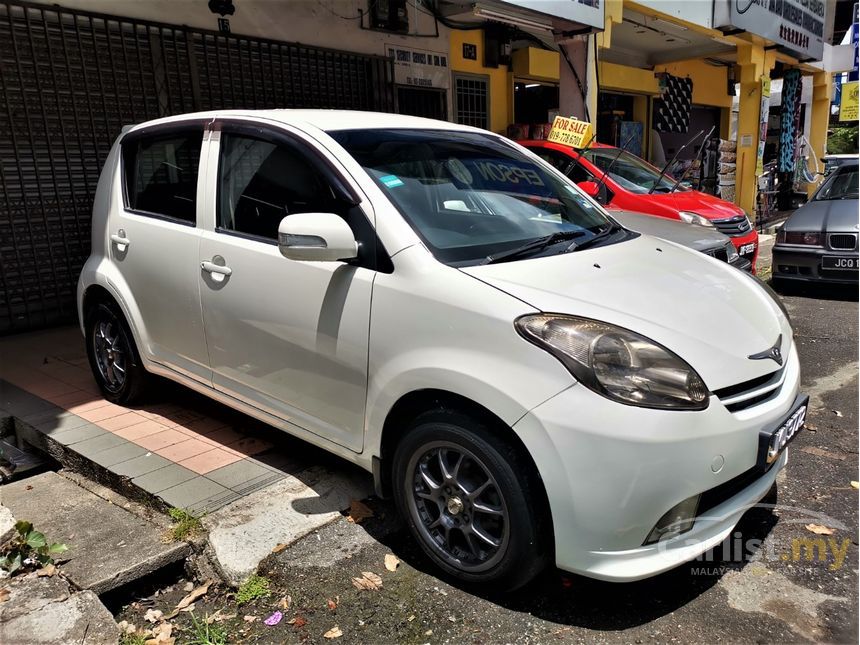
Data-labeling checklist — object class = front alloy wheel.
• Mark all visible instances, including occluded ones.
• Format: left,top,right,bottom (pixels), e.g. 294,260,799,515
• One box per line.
408,442,509,572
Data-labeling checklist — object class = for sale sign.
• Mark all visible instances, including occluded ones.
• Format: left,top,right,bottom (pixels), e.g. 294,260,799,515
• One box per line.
547,116,593,149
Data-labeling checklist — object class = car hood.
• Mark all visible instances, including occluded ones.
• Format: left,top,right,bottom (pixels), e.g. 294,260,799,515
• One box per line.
643,190,746,220
461,235,790,391
609,210,729,252
783,199,860,233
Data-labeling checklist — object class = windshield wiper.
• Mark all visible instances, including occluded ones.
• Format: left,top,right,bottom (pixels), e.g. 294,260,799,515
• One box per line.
482,230,586,265
570,223,622,252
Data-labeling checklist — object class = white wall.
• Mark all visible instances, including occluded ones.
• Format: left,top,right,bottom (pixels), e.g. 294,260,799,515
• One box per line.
27,0,450,61
633,0,714,29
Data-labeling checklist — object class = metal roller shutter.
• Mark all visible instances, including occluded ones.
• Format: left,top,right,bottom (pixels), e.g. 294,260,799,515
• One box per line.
0,1,395,333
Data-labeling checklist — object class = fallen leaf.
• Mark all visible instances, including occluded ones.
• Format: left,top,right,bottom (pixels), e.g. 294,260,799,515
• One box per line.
205,609,236,624
271,543,288,553
144,608,163,623
243,615,257,623
805,523,834,535
851,481,859,490
384,554,400,572
326,597,338,611
264,611,283,626
323,626,343,639
351,571,383,591
179,603,196,613
36,564,56,577
145,622,174,645
175,580,211,611
278,595,292,610
0,588,9,603
347,500,374,524
287,615,308,628
833,410,843,417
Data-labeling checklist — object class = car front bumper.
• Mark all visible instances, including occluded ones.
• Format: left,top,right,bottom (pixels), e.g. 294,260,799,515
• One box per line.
772,245,859,284
513,344,801,582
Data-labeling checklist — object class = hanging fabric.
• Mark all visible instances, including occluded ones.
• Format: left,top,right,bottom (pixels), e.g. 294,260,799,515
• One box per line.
778,69,803,173
653,73,693,133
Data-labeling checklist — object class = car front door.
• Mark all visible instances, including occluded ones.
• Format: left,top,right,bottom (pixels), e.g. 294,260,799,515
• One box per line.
111,124,211,383
197,121,375,452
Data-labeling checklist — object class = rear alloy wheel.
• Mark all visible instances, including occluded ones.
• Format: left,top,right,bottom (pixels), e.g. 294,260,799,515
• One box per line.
85,302,148,404
393,409,549,590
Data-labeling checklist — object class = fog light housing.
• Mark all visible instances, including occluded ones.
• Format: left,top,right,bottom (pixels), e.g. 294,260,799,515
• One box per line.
643,495,701,545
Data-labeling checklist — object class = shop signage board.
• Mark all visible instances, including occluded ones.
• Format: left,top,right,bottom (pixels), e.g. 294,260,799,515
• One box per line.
547,116,593,148
756,76,771,175
386,44,450,89
714,0,827,61
840,81,859,121
496,1,604,30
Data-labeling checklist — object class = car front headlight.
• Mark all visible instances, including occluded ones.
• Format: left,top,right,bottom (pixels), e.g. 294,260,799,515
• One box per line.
678,211,714,227
516,314,710,410
724,241,739,262
776,229,823,246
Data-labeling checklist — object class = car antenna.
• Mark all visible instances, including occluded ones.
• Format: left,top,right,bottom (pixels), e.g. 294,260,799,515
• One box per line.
592,131,638,199
648,129,705,194
668,126,715,193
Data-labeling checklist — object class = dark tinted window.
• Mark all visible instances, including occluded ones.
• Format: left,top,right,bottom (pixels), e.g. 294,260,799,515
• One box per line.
531,148,594,184
217,133,341,240
124,131,202,223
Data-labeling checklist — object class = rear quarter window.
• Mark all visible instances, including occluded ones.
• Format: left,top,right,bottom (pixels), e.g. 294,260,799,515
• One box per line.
122,128,203,224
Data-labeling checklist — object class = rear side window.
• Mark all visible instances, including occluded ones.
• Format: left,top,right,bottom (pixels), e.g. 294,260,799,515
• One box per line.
123,129,203,224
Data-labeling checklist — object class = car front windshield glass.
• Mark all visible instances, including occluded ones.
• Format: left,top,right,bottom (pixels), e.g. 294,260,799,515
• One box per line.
581,148,678,194
329,129,614,266
814,166,859,201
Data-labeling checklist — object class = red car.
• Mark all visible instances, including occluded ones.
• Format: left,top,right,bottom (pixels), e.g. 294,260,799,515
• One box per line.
521,140,759,267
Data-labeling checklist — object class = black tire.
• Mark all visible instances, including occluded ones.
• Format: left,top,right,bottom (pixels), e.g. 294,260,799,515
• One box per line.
392,408,550,591
85,301,149,405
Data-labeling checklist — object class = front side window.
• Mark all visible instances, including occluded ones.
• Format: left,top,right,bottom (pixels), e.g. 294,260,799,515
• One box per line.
217,133,341,240
581,148,677,194
123,130,202,223
814,166,859,201
330,129,619,266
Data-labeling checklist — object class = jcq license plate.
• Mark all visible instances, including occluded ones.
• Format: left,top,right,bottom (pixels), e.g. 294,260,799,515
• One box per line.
822,256,857,270
757,394,809,470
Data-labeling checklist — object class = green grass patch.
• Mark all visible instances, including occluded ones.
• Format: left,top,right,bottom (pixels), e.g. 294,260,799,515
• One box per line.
186,613,228,645
236,574,271,604
119,632,148,645
168,508,203,541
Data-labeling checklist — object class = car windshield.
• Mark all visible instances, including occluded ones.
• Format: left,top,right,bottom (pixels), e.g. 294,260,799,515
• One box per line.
330,129,616,266
580,148,678,194
814,166,859,201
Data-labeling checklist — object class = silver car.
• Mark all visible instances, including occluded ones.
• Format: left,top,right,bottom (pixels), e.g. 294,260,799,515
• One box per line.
610,210,753,272
773,163,859,286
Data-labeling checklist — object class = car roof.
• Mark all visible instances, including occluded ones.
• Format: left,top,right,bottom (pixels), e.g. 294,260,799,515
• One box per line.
519,140,615,151
123,109,484,136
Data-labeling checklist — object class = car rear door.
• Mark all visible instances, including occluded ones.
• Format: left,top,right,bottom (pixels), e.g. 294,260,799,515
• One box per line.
196,119,375,452
111,122,211,383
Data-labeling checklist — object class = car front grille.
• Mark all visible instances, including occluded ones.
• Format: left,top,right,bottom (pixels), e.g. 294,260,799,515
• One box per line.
705,248,729,263
713,216,752,237
713,367,785,412
828,233,857,250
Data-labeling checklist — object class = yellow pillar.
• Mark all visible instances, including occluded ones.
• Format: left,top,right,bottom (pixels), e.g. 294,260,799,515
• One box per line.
735,43,776,218
807,71,832,198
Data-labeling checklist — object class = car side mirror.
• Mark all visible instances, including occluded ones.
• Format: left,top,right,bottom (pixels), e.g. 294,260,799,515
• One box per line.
577,180,601,199
277,213,358,262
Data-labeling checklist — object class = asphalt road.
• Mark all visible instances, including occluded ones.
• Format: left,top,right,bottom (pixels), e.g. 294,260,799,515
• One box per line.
242,279,858,644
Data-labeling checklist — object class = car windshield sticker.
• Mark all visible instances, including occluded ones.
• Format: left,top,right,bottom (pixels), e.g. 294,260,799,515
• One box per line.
380,174,404,188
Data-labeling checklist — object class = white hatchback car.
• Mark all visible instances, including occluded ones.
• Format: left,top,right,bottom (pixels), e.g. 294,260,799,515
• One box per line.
78,110,806,590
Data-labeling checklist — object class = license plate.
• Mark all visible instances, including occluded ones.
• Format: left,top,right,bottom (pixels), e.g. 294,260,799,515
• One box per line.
739,243,756,257
822,256,858,270
757,394,808,469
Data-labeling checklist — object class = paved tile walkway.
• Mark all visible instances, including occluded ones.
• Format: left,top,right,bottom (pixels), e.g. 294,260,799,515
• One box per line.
0,326,351,513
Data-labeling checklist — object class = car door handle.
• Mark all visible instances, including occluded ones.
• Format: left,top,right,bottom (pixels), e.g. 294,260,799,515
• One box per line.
110,231,130,247
201,260,232,276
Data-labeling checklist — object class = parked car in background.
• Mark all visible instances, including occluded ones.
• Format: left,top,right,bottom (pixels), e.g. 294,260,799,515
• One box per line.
610,210,752,272
823,153,859,175
773,162,859,287
79,110,802,591
521,140,760,268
